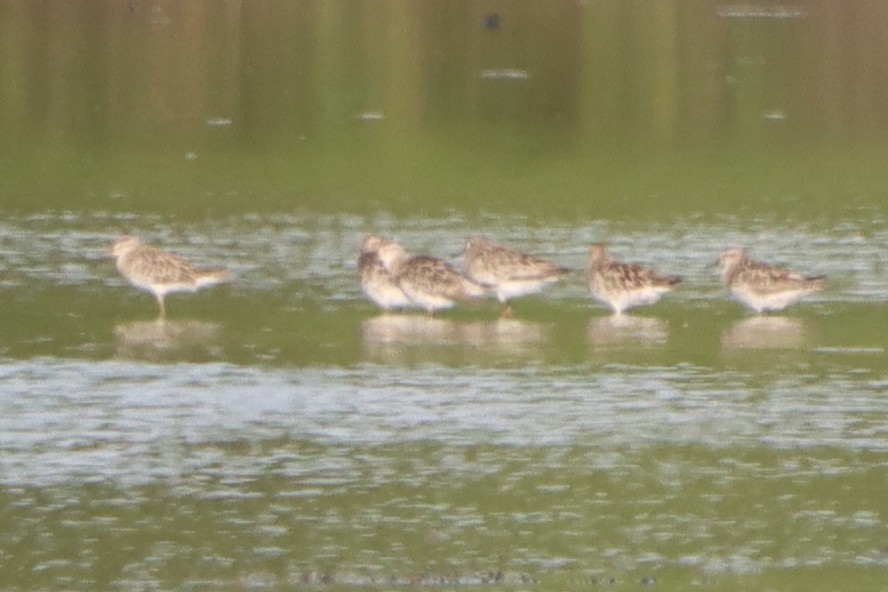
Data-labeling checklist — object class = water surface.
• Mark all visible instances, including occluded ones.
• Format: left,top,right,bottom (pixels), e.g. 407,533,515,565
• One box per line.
3,213,888,591
3,1,888,590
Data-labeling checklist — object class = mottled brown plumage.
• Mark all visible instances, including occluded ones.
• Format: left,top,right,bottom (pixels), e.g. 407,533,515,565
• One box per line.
462,236,568,317
111,235,229,317
376,240,486,315
586,243,680,314
715,247,825,313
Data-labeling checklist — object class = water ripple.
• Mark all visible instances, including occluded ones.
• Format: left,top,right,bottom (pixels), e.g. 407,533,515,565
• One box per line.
1,359,886,487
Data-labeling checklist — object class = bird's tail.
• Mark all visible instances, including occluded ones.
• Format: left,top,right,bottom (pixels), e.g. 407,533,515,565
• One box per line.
460,277,488,300
805,275,827,290
196,268,231,287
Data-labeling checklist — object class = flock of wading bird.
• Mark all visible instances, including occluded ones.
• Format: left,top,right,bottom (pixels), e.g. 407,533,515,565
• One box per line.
107,234,827,319
358,235,826,317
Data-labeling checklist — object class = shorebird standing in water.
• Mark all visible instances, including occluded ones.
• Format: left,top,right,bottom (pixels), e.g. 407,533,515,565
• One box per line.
110,235,230,318
585,243,681,315
461,236,569,318
358,234,413,312
375,239,486,316
713,247,825,313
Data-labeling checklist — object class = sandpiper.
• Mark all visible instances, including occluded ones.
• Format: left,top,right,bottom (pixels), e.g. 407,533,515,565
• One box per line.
358,234,413,312
461,236,569,318
110,235,230,317
586,243,681,314
714,247,825,313
376,240,486,315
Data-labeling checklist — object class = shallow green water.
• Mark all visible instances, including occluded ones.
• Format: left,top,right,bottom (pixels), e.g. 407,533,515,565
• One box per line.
3,1,888,591
3,213,888,591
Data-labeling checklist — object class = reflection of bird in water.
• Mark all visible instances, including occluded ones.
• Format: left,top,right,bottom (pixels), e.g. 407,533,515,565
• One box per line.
586,315,669,346
461,236,569,318
586,244,681,314
713,247,825,313
720,316,807,350
360,316,548,363
360,314,458,345
114,319,223,360
459,319,549,351
110,235,229,318
376,240,486,316
360,315,459,364
358,235,413,312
